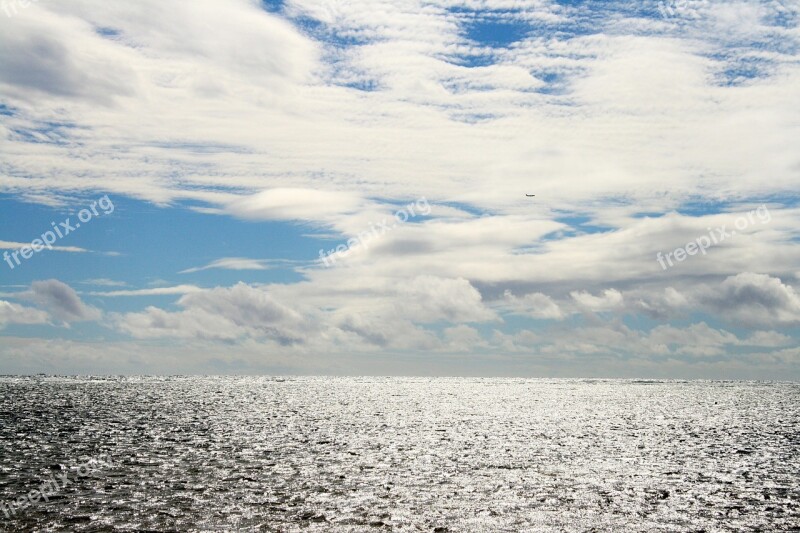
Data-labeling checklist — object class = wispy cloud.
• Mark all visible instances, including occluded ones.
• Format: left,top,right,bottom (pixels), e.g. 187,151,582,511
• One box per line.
179,257,301,274
89,285,204,297
0,240,88,253
0,300,50,329
80,278,127,287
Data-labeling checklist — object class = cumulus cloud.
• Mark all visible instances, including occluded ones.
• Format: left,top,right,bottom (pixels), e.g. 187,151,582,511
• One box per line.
502,290,564,320
397,276,497,323
648,322,739,357
111,276,494,350
180,284,303,328
21,280,101,322
114,305,237,341
741,330,792,348
442,325,487,353
700,273,800,326
508,320,775,361
767,346,800,365
114,282,306,344
571,289,624,311
333,313,440,350
629,287,690,319
0,300,50,329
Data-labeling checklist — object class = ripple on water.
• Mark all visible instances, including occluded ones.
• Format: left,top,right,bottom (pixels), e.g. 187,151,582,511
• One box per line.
0,377,798,531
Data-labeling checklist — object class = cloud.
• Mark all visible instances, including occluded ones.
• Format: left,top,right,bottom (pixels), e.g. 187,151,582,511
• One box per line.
0,300,50,329
442,325,486,353
80,278,127,287
628,287,690,320
0,0,796,210
0,6,137,103
0,1,799,376
398,276,497,323
114,282,306,343
332,313,440,350
571,289,624,311
115,305,242,341
502,290,564,320
648,322,739,357
111,276,494,349
89,285,203,297
0,240,89,253
179,257,297,274
741,330,792,348
180,257,268,273
766,346,800,365
226,188,366,223
700,273,800,326
21,279,101,322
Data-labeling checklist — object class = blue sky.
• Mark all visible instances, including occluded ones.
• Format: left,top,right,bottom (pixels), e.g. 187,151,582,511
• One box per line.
0,0,799,377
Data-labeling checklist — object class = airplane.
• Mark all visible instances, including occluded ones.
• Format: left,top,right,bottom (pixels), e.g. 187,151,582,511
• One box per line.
525,194,535,197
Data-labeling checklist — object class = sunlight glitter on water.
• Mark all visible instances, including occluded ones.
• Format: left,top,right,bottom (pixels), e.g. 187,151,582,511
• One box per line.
0,377,798,531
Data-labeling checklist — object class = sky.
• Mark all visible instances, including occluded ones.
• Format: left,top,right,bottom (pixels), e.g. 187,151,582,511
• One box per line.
0,0,798,378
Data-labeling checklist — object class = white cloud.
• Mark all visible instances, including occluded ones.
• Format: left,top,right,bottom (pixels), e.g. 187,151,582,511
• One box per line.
502,290,564,320
180,257,272,274
397,276,498,324
648,322,739,350
90,285,203,297
110,276,493,349
0,240,89,253
571,289,624,311
700,272,800,326
332,313,440,350
0,300,50,329
114,282,307,343
0,0,796,210
227,188,366,223
0,5,137,104
80,278,127,287
630,287,690,319
442,325,486,353
741,330,792,347
0,1,798,376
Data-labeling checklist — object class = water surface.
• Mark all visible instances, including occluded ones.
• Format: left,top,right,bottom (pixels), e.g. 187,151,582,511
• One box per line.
0,377,798,531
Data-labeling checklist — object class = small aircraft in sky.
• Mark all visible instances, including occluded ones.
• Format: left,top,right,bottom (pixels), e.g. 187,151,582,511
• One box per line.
525,194,535,197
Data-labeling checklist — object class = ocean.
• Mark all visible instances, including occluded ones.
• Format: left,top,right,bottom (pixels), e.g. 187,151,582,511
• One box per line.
1,376,798,531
